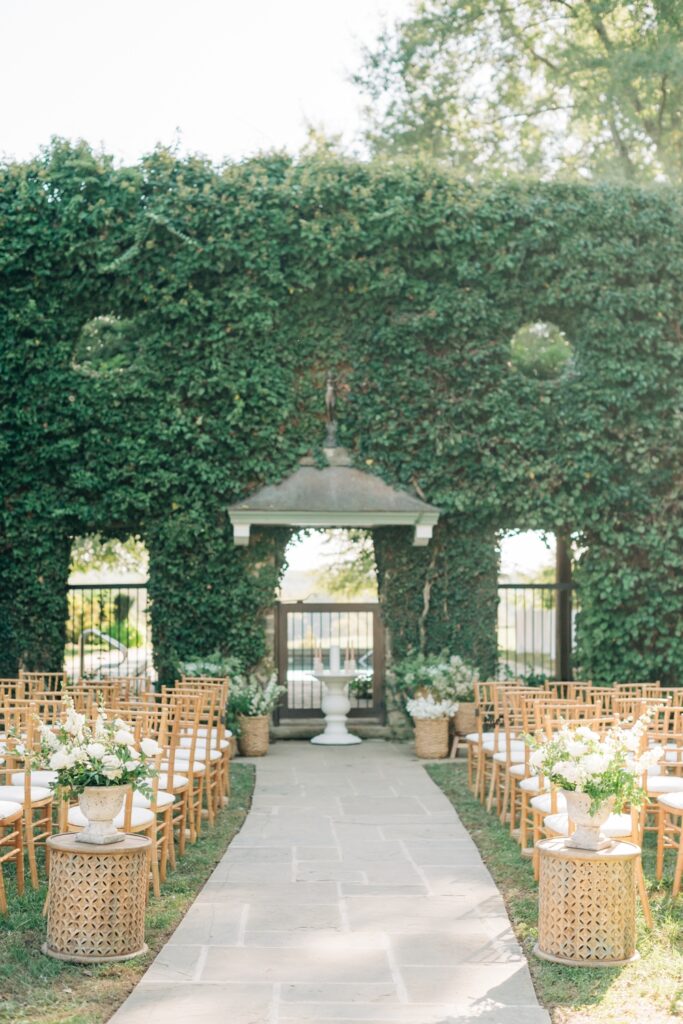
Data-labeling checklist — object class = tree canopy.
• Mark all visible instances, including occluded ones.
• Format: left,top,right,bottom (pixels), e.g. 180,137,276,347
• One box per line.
355,0,683,183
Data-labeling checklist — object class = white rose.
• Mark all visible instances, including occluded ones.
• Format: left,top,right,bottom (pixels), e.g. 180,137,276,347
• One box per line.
140,738,160,757
581,753,609,776
558,762,583,784
64,710,86,737
125,760,140,771
127,745,141,761
49,749,69,771
529,749,545,770
86,742,106,760
103,767,123,780
114,729,135,746
41,727,59,750
566,741,587,757
63,751,77,769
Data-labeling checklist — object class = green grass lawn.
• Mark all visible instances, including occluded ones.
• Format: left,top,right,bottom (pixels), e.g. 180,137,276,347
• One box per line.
0,764,255,1024
429,762,683,1024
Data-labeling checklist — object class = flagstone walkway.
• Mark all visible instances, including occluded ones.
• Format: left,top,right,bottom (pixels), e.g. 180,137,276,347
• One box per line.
111,740,550,1024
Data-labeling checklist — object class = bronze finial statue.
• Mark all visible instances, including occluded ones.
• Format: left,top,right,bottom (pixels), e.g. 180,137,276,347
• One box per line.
325,375,337,447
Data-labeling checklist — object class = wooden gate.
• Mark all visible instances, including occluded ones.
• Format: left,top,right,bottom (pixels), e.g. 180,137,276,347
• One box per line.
274,603,385,720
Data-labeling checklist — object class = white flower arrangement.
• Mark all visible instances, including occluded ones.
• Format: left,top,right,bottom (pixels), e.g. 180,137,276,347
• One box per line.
396,652,478,703
229,675,286,717
406,693,459,720
527,713,662,813
19,697,159,799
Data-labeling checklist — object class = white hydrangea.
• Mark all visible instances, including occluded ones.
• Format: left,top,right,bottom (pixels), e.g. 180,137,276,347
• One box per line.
406,694,459,720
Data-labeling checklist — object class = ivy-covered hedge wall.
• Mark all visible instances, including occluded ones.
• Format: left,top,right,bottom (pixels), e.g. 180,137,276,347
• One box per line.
1,141,681,683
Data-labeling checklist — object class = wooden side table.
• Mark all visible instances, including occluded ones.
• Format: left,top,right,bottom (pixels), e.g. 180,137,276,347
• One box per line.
535,837,640,966
42,833,151,963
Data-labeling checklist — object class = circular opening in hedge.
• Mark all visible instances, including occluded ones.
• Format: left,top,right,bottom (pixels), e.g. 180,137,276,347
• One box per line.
73,315,134,373
510,322,573,381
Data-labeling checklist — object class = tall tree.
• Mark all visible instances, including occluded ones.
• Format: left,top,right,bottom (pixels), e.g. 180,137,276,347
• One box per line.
354,1,683,182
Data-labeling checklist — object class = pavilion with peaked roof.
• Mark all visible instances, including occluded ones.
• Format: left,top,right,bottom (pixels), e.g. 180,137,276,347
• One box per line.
227,445,440,547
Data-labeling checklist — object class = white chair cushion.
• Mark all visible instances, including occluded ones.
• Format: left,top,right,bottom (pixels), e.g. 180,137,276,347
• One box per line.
544,811,632,838
531,792,567,814
161,760,206,774
482,738,524,753
0,799,22,820
180,735,230,752
657,791,683,812
176,744,222,762
0,785,51,804
68,805,155,829
158,773,190,790
646,775,683,794
493,748,525,764
466,731,494,744
11,770,58,787
509,763,530,777
519,775,548,793
132,789,175,810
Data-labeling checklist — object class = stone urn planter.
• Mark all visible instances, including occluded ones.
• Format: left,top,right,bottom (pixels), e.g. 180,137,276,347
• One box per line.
238,714,270,757
454,701,477,737
562,791,616,851
76,785,128,845
414,717,450,759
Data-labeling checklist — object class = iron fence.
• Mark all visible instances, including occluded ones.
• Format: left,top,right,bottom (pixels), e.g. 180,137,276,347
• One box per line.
66,583,152,680
275,603,384,717
64,581,575,693
497,583,576,679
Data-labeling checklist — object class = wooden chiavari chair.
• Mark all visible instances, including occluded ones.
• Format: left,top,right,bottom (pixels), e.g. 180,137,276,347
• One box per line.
543,680,593,701
177,676,231,806
467,680,523,802
67,682,122,711
82,676,152,701
19,671,67,694
158,690,206,845
0,800,24,913
614,682,661,698
1,704,55,888
0,679,25,703
505,690,567,844
486,686,531,818
168,686,222,823
120,694,195,862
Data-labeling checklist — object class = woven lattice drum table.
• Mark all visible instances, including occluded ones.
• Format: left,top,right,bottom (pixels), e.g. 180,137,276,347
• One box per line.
535,838,640,967
42,833,151,963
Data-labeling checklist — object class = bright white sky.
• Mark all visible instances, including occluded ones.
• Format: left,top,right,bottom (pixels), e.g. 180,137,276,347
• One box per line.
0,0,413,165
285,530,555,579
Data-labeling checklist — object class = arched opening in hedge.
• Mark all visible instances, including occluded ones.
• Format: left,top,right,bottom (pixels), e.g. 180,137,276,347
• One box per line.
277,528,380,715
67,535,151,680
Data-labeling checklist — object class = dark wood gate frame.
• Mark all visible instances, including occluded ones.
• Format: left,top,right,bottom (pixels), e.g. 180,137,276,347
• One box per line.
274,602,386,721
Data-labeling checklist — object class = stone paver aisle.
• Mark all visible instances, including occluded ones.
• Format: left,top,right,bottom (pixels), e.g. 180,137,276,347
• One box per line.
111,741,550,1024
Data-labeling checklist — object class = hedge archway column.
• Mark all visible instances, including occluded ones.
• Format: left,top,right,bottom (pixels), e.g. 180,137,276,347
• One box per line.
145,515,289,683
373,519,498,677
0,527,71,675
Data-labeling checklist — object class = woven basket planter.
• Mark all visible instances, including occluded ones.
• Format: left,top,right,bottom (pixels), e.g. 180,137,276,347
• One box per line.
414,716,449,759
454,702,477,737
238,714,270,757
